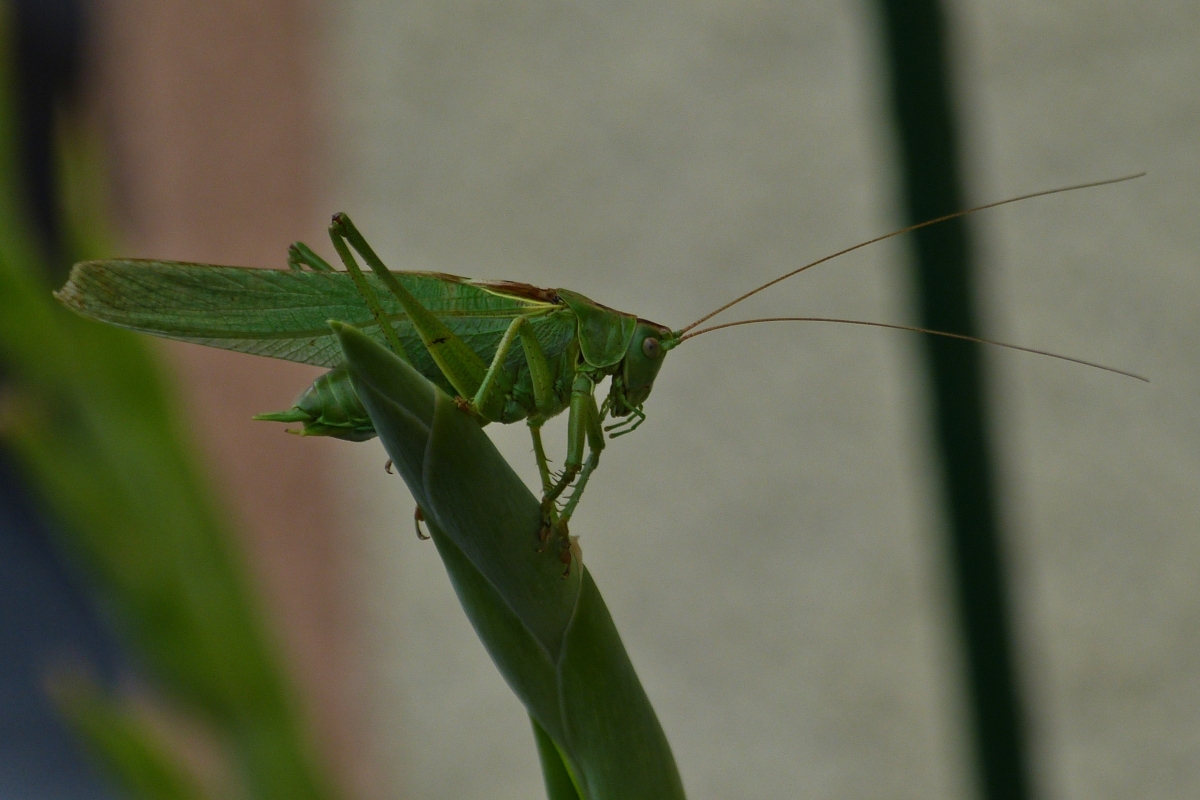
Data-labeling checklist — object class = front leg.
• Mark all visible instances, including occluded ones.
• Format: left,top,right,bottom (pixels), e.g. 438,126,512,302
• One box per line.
542,372,605,517
545,374,605,575
559,450,600,526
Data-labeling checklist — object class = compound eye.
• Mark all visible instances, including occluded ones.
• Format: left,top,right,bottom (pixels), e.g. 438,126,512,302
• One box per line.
641,336,661,359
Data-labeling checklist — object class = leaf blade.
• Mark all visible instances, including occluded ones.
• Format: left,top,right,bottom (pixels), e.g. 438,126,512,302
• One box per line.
336,323,685,800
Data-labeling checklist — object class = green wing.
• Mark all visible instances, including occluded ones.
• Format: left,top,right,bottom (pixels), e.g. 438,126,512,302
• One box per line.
57,260,579,391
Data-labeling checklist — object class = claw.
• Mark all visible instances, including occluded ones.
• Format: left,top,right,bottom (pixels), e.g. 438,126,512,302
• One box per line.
414,506,430,540
558,534,581,578
557,519,572,576
384,459,393,474
537,499,557,550
537,523,553,552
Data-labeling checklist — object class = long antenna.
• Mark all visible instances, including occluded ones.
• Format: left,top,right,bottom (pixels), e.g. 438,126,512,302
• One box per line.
677,172,1145,335
676,316,1148,382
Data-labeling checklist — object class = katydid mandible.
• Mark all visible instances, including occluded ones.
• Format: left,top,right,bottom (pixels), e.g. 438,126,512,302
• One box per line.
54,174,1146,564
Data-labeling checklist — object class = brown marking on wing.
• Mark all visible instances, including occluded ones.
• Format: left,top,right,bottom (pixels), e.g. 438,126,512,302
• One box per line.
472,279,562,304
410,270,473,283
638,317,670,332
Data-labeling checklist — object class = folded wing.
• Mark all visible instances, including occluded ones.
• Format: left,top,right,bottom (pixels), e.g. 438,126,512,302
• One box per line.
57,260,575,376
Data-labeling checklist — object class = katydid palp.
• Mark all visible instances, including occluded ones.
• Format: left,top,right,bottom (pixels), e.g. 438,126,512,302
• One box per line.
54,174,1146,564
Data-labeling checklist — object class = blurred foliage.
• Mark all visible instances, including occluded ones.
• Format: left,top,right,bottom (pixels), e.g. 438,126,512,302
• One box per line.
50,678,210,800
0,11,333,800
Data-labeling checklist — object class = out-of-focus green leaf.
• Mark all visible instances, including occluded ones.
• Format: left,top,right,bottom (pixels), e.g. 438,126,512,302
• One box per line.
336,322,686,800
533,718,584,800
0,225,333,800
51,678,210,800
0,17,333,800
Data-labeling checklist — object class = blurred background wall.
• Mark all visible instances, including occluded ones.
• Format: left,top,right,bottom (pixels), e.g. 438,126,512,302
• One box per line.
91,1,373,796
3,0,1196,799
326,2,1196,798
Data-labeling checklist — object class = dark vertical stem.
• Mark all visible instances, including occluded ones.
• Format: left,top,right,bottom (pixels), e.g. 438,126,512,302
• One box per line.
12,0,86,281
873,2,1033,799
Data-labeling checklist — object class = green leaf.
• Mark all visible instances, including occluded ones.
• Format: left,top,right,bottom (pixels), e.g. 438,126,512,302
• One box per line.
335,322,686,800
532,718,583,800
0,249,333,800
51,679,209,800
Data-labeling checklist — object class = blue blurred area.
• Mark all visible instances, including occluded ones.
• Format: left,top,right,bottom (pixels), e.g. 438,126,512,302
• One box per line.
1,0,122,796
0,449,119,799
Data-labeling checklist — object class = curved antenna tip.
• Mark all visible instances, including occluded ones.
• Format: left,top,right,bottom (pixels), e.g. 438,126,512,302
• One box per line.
677,172,1148,334
678,316,1148,383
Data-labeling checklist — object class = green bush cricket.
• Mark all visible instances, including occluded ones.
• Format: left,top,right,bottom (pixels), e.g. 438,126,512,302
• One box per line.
55,174,1145,568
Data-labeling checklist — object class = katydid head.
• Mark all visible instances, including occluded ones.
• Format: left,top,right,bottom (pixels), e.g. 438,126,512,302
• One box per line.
616,320,674,410
601,321,673,437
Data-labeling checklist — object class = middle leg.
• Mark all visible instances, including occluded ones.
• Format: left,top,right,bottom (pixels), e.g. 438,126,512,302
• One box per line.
529,421,554,496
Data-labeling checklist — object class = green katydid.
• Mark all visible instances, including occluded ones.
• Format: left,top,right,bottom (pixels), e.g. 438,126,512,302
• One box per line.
54,174,1146,560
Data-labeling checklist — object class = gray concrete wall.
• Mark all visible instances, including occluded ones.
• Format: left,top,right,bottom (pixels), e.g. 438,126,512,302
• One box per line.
319,2,1199,798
